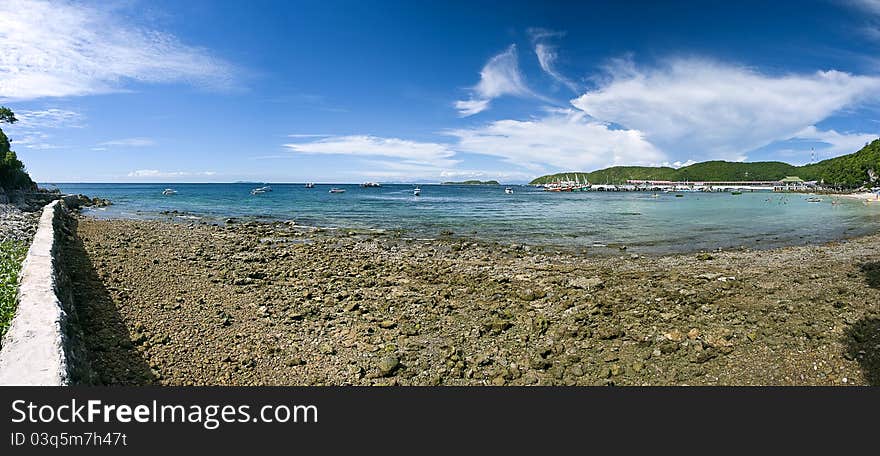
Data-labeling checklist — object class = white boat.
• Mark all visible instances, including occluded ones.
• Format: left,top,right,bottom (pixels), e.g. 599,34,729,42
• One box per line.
257,185,272,192
504,187,513,194
329,188,346,194
361,182,381,188
251,188,266,195
807,197,822,203
305,182,315,188
162,188,177,195
413,187,421,196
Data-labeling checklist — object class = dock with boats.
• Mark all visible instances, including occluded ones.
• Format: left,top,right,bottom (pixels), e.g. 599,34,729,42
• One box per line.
537,176,819,193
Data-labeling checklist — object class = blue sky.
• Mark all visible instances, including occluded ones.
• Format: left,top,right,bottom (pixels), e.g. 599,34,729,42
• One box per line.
2,0,880,183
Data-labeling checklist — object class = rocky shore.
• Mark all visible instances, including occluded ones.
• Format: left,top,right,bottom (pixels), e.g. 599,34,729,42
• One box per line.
65,216,880,386
0,203,40,244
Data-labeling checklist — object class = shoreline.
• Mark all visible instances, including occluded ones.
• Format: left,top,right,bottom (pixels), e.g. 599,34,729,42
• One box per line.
77,194,880,258
63,215,880,385
839,192,880,202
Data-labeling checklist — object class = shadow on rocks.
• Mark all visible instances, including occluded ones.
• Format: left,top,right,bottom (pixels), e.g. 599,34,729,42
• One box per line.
845,318,880,386
860,262,880,289
60,217,158,385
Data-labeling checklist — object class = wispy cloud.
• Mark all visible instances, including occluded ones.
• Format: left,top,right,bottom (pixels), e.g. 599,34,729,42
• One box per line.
99,137,156,147
14,109,84,128
447,109,663,171
127,169,217,178
847,0,880,14
0,0,236,101
790,125,878,158
528,28,580,92
455,45,534,116
5,108,83,150
571,57,880,161
284,135,459,167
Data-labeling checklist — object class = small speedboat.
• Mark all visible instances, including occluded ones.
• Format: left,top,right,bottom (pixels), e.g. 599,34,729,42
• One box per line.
807,197,822,203
413,187,421,196
257,185,272,192
305,182,315,188
504,187,513,194
251,188,266,195
162,188,177,196
329,188,346,194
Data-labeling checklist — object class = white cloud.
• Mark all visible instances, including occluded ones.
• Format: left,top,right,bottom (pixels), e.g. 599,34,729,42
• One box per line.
100,137,156,147
454,99,491,117
790,126,878,158
848,0,880,14
284,135,459,167
15,109,83,128
528,28,580,92
0,0,235,100
571,58,880,161
653,159,698,169
4,108,83,149
347,160,532,183
447,109,663,171
535,44,580,92
127,169,216,178
456,45,533,116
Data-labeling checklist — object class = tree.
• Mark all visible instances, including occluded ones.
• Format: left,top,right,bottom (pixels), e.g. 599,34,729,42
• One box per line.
0,106,35,191
0,107,17,125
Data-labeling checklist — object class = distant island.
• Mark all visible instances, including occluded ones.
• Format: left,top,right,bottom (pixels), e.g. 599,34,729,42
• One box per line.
530,138,880,189
441,180,500,185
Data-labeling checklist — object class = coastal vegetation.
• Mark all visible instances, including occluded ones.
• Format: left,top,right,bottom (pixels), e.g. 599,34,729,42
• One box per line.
441,180,500,185
0,240,27,341
0,107,36,191
531,139,880,188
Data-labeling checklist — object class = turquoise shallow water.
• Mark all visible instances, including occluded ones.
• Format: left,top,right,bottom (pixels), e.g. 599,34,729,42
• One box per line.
52,183,880,254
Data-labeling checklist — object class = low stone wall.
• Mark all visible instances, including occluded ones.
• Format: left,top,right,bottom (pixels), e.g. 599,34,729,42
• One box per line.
0,200,87,385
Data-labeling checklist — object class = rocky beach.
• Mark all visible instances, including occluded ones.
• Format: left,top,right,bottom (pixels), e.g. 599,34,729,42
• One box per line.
62,215,880,386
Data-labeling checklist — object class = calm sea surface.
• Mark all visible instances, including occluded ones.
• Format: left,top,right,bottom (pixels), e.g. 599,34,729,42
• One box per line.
52,183,880,254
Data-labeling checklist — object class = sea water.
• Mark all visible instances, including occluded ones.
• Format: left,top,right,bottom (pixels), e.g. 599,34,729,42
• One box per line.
52,183,880,254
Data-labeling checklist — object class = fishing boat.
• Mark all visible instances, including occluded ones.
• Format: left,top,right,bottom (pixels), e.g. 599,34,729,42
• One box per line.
329,188,346,194
162,188,177,196
413,187,421,196
305,182,315,188
505,187,514,194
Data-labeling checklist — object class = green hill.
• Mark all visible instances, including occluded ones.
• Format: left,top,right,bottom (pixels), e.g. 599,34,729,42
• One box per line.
530,139,880,188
